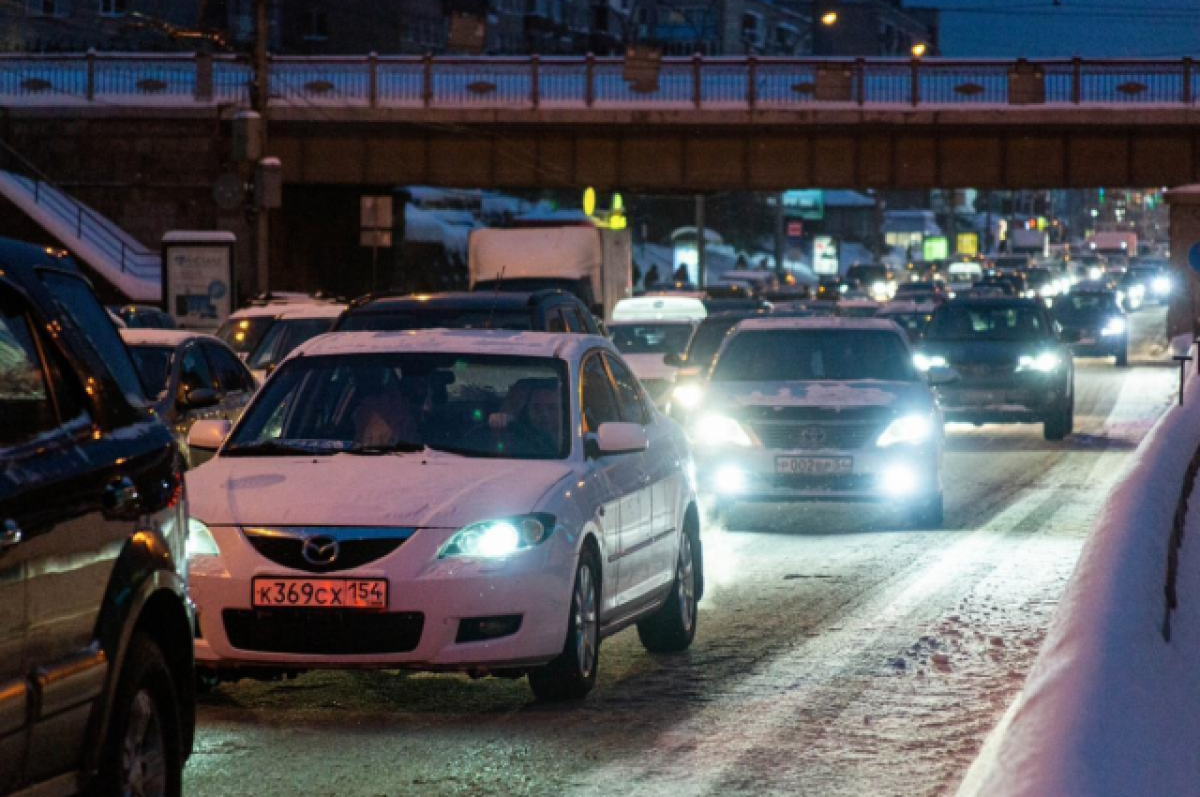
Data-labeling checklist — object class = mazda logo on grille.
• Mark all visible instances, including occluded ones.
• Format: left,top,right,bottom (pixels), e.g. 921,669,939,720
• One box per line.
301,535,340,565
799,426,826,446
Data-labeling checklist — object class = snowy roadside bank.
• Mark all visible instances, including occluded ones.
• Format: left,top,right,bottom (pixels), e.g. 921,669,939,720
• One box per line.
958,368,1200,796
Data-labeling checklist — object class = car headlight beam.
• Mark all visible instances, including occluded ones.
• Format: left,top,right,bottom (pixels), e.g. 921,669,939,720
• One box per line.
439,514,556,559
913,353,947,372
694,413,754,447
1017,352,1062,373
1102,317,1127,336
877,414,934,447
672,383,705,410
186,518,220,559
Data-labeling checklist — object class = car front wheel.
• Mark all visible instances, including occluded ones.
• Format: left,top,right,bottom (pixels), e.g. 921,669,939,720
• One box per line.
528,548,600,702
907,492,944,529
637,522,701,653
1043,394,1074,441
97,633,184,797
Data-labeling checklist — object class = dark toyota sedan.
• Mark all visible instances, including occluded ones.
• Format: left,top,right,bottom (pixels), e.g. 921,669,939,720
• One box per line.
1052,290,1128,367
916,298,1074,440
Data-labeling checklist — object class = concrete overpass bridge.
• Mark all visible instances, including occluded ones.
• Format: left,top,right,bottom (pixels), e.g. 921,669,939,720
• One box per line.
5,53,1200,192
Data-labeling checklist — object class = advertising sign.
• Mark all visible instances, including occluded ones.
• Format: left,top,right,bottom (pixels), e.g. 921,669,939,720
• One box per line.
957,232,979,257
923,236,949,261
162,232,235,332
813,236,839,275
782,190,825,221
787,220,804,239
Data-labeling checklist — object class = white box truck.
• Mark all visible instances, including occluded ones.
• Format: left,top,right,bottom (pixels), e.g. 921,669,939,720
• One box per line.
468,226,632,322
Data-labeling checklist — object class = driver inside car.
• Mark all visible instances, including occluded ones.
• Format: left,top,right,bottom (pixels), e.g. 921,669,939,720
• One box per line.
488,379,563,458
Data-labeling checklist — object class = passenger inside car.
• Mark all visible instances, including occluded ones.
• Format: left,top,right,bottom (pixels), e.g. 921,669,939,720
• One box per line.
488,378,563,458
352,374,426,446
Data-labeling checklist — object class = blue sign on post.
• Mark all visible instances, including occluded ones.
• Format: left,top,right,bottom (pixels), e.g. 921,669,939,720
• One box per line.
1188,242,1200,273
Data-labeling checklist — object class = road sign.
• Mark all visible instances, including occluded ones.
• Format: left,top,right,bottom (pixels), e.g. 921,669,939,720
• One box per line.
1188,242,1200,273
787,220,803,238
361,196,393,232
813,236,839,275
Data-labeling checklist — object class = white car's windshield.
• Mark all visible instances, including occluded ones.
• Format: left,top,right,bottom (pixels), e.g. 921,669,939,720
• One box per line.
227,353,570,460
712,330,916,382
611,324,693,355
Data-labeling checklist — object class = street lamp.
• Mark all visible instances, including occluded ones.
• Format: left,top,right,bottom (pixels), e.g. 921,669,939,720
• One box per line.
821,11,838,26
911,42,928,58
811,4,839,55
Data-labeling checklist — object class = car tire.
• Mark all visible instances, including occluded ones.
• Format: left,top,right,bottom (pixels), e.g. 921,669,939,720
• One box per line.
528,547,600,702
1043,397,1074,441
97,633,184,797
1116,347,1129,368
908,492,944,529
702,499,730,526
637,521,701,653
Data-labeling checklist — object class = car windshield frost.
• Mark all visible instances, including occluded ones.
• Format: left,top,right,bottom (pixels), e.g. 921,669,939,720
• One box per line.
712,330,916,382
611,324,693,356
338,309,533,332
226,353,570,460
218,316,275,355
926,305,1048,341
128,346,174,397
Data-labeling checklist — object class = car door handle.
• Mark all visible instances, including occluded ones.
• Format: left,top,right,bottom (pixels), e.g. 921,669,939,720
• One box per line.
1,520,21,551
104,477,140,516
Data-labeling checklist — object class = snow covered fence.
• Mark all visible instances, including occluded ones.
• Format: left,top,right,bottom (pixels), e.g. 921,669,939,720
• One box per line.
959,374,1200,796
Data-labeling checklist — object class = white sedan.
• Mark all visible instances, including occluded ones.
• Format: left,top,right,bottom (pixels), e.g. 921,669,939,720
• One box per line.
185,329,702,700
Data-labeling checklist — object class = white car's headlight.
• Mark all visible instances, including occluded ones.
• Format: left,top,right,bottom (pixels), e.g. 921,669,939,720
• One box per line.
439,514,555,559
1017,352,1062,373
877,414,934,447
1088,267,1104,280
187,518,220,559
672,383,705,410
1153,276,1171,295
694,413,754,447
913,353,947,372
1102,317,1127,336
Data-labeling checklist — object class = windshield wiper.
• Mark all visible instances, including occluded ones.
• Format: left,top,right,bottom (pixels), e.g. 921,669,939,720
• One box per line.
343,442,425,455
222,440,335,457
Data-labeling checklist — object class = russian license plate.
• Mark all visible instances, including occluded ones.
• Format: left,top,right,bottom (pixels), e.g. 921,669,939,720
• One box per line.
776,456,852,476
961,390,1000,404
1079,337,1097,346
252,578,388,610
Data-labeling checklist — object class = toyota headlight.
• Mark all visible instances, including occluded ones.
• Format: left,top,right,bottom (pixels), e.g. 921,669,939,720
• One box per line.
694,413,754,447
1017,352,1062,373
913,353,947,372
672,383,705,410
1102,317,1127,336
877,414,934,447
439,514,556,559
186,518,220,559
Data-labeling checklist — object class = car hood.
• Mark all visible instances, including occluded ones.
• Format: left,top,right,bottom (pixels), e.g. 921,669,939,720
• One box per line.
704,380,930,413
920,339,1059,365
186,453,575,529
622,353,679,382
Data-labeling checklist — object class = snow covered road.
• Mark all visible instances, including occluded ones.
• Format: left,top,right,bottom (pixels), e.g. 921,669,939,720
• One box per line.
185,310,1175,797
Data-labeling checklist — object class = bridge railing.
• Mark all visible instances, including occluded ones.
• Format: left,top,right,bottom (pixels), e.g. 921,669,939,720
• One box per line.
0,52,1196,109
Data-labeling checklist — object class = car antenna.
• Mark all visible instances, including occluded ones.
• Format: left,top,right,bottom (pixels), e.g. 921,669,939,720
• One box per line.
484,266,506,330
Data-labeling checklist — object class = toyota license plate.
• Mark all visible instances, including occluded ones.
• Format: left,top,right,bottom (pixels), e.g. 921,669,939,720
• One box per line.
252,578,388,610
776,456,852,476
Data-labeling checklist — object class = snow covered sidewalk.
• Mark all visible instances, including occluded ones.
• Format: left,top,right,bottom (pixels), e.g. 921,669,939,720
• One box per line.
959,371,1200,796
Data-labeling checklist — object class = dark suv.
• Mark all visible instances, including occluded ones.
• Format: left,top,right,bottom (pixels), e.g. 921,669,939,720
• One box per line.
0,240,194,796
334,290,601,334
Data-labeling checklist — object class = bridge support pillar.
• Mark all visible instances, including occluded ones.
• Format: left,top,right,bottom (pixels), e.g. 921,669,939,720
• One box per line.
1165,185,1200,346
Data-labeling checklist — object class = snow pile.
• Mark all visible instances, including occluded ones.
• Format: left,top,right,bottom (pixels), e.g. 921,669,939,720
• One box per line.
960,375,1200,797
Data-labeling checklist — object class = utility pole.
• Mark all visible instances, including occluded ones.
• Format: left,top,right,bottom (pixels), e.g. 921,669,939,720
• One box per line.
252,0,270,296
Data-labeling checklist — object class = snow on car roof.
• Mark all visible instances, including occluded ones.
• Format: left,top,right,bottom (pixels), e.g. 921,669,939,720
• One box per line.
608,318,696,327
120,328,215,347
734,317,900,333
879,301,936,313
292,328,608,361
274,303,347,320
837,299,881,309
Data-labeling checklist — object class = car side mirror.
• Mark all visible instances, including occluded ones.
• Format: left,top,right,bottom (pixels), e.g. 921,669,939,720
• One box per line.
926,366,960,387
663,352,683,367
187,419,232,452
588,422,649,458
180,387,219,410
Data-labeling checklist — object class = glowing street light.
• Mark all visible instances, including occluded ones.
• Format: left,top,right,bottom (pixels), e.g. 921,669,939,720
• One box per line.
821,11,839,25
911,42,928,58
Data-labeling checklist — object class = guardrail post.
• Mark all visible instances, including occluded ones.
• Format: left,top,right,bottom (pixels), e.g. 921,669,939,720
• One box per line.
1072,56,1082,104
910,57,920,106
195,51,213,102
1184,57,1193,105
585,52,595,107
422,53,433,107
367,52,378,108
747,56,757,108
856,57,866,106
693,53,702,108
531,54,540,108
85,48,96,101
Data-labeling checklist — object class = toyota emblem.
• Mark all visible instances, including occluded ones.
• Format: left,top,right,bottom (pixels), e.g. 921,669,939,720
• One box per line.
798,426,826,447
301,535,340,565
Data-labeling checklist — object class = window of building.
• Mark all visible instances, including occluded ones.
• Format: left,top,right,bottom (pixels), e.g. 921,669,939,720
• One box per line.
25,0,65,17
98,0,126,16
303,8,329,41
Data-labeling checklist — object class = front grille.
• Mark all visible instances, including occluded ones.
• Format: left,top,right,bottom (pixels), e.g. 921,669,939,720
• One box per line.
737,405,895,422
750,422,883,450
223,609,424,655
768,474,877,491
243,527,412,573
954,363,1013,378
